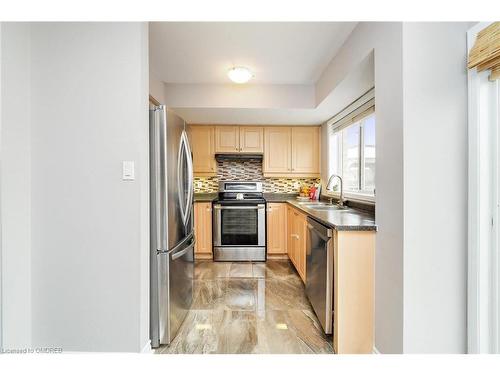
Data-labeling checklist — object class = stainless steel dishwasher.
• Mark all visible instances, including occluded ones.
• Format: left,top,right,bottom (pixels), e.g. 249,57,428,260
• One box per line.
305,216,334,334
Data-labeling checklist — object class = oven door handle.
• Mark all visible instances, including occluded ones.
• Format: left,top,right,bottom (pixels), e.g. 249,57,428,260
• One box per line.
213,204,265,210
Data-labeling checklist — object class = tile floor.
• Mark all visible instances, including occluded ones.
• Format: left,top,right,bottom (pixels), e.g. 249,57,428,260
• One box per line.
157,260,333,354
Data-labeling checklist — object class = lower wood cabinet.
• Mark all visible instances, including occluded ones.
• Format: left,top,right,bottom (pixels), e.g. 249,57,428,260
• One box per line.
287,205,307,282
284,202,376,354
266,203,287,255
334,230,375,354
194,202,212,259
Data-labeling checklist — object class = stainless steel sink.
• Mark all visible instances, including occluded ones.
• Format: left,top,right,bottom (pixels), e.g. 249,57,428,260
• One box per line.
296,201,324,206
302,204,348,211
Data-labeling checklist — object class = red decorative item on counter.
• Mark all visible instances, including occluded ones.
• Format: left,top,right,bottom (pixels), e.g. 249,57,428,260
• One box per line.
309,186,316,200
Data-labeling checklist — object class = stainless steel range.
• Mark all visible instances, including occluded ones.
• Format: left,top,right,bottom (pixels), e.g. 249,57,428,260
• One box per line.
213,181,266,261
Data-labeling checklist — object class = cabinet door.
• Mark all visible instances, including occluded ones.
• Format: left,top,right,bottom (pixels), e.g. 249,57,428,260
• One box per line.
289,209,301,268
291,127,320,175
239,126,264,153
296,213,307,282
267,203,287,255
188,125,216,175
263,127,291,174
292,210,301,279
215,126,240,153
194,202,212,257
287,205,294,259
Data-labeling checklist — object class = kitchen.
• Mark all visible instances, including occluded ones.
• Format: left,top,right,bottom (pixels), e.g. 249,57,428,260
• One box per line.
0,18,480,362
148,23,377,354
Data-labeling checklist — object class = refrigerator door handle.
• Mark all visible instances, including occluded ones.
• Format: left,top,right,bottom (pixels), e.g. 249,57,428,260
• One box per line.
171,242,193,260
176,135,186,227
153,106,168,252
165,232,194,255
177,130,194,228
183,130,194,226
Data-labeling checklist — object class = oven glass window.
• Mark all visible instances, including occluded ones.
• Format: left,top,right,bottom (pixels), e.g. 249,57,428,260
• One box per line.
220,208,258,245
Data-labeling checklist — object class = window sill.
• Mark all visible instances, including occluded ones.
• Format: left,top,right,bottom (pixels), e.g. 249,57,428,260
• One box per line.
323,191,375,205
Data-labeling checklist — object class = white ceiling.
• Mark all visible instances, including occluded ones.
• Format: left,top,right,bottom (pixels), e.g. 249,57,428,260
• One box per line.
149,22,357,85
173,51,375,125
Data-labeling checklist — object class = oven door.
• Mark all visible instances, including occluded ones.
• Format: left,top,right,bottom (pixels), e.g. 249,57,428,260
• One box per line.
213,204,265,247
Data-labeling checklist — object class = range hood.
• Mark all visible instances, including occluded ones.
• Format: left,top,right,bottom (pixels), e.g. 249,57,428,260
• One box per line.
215,153,263,161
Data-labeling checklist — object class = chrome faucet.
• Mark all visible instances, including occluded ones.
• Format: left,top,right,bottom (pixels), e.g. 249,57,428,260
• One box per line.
326,174,344,207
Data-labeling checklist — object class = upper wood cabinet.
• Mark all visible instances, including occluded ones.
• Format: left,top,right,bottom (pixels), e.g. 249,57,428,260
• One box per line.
215,126,240,153
267,203,287,255
291,127,320,174
189,125,320,177
187,125,216,176
263,127,292,173
215,126,264,153
263,126,320,177
239,126,264,153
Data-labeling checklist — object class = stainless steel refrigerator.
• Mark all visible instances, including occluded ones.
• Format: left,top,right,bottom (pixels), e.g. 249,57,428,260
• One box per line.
150,106,194,348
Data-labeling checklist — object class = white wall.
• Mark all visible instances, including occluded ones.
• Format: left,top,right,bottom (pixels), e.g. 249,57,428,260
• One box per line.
320,51,374,190
149,71,166,104
164,82,315,109
318,22,405,353
0,22,32,349
319,22,470,353
402,22,470,353
29,22,149,352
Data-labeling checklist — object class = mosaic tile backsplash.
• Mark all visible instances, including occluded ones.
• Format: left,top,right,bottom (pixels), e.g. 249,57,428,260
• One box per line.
194,159,320,193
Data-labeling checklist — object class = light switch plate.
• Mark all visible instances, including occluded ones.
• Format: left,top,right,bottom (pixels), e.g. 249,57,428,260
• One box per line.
122,161,135,180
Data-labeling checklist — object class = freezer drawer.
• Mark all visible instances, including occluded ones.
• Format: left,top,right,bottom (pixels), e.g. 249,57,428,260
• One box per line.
151,236,194,347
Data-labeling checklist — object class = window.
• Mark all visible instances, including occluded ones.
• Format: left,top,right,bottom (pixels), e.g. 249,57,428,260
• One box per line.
328,112,376,199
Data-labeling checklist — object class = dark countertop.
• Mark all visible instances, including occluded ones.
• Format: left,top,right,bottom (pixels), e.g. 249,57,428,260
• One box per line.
194,193,217,202
195,192,376,231
263,193,299,202
264,193,376,231
286,199,376,231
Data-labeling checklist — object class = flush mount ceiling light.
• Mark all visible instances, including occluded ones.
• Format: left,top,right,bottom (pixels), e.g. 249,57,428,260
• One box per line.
227,66,253,84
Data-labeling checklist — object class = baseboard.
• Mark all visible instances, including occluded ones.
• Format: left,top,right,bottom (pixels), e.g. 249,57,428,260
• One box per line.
195,253,213,260
266,254,289,260
372,346,380,354
141,340,153,354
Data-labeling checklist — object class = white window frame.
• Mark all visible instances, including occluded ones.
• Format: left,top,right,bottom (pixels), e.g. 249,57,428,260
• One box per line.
327,112,376,203
467,21,500,354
